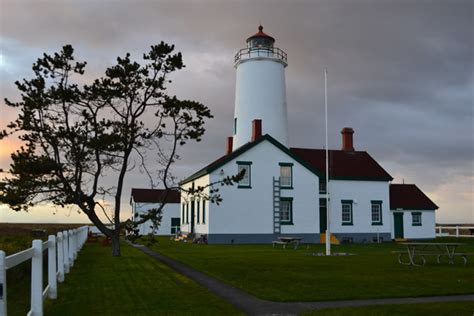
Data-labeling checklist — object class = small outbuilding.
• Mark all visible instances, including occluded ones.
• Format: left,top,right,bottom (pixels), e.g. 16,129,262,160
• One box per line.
390,184,438,240
130,188,181,236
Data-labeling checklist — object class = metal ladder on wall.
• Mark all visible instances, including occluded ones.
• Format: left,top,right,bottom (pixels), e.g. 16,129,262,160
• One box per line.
273,177,281,234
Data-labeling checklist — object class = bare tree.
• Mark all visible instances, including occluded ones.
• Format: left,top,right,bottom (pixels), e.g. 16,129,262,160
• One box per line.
0,44,240,256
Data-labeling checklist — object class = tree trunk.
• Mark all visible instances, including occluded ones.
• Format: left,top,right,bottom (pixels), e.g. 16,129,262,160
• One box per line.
111,232,121,257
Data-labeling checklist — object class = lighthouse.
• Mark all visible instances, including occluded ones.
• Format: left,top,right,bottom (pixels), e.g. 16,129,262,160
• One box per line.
232,26,289,149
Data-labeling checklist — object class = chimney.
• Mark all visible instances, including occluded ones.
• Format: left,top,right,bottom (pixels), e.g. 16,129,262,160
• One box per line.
226,136,233,155
251,119,262,141
341,127,355,151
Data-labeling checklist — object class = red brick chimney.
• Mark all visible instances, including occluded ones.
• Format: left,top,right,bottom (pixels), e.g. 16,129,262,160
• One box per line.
341,127,355,151
226,136,233,155
251,119,262,141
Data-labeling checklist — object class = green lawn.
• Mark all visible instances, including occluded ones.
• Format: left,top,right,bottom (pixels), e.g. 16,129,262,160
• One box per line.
44,241,241,315
301,301,474,316
143,237,474,302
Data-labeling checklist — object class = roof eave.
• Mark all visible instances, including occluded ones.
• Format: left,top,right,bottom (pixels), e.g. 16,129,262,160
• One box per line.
179,134,322,185
390,206,438,211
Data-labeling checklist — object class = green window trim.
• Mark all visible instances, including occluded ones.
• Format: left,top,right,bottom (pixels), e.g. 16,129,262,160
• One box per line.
279,163,293,189
412,212,422,226
280,197,294,225
171,217,181,234
234,117,237,135
236,161,253,165
371,200,383,225
341,199,353,226
237,161,252,188
171,217,181,226
202,200,206,224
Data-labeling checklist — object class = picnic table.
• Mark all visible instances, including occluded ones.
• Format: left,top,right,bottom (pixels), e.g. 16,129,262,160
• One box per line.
395,242,471,266
272,237,303,249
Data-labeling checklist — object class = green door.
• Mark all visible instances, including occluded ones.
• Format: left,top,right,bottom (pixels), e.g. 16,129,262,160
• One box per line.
319,198,327,233
394,213,404,239
170,217,180,234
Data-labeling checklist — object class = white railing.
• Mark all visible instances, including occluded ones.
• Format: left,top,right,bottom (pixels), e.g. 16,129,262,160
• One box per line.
436,225,474,238
0,226,89,316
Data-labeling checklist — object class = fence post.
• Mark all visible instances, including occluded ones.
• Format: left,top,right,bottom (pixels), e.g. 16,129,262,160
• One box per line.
73,229,78,260
47,235,57,299
0,251,6,316
84,227,88,246
68,230,74,268
456,226,459,238
57,232,64,282
63,231,70,274
31,240,43,316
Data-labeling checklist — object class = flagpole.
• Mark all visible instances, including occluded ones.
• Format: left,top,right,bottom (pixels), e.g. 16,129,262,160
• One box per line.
325,68,331,256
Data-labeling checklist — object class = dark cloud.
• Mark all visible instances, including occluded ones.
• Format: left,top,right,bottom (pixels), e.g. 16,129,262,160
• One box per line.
1,0,472,223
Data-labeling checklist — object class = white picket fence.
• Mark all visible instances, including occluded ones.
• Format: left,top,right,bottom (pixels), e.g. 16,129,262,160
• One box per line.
0,226,89,316
436,225,474,238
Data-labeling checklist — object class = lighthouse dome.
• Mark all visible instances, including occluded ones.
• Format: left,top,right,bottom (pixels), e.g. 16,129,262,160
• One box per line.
246,25,275,48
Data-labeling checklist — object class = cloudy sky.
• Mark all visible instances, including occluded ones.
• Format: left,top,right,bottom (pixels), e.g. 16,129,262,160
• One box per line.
0,0,472,224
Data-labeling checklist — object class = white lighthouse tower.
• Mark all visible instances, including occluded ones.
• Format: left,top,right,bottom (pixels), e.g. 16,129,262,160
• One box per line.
232,26,289,149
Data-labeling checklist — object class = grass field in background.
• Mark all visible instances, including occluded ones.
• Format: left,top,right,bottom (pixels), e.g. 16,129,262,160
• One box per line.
44,241,241,315
142,237,474,302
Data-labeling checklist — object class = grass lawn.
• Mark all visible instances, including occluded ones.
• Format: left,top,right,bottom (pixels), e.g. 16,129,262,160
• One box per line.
142,237,474,302
44,241,241,315
301,301,474,316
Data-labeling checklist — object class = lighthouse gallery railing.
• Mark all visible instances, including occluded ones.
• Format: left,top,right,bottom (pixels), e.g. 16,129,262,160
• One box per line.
234,47,287,64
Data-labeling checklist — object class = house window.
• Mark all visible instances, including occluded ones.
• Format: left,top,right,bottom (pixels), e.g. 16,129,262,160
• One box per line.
171,217,180,234
237,161,252,188
341,200,353,225
280,197,293,225
202,199,206,224
371,200,383,225
319,179,327,194
234,118,237,135
412,212,422,226
196,198,200,224
279,163,293,188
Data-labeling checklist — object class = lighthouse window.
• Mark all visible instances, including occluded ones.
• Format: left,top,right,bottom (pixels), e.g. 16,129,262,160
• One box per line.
249,38,272,48
237,161,252,188
234,118,237,135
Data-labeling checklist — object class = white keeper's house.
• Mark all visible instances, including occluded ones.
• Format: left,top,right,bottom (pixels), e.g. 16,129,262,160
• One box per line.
132,26,438,243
